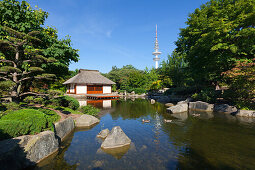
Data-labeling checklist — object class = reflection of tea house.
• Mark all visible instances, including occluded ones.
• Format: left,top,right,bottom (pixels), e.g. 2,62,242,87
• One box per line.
63,69,115,95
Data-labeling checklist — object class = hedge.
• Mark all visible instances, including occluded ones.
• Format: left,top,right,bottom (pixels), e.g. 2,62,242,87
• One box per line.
79,105,100,116
50,96,80,110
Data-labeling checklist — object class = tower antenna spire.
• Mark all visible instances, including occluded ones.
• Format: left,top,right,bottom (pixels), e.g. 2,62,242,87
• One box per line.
152,24,161,69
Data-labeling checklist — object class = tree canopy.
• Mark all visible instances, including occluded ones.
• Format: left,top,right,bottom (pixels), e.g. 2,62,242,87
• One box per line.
176,0,255,84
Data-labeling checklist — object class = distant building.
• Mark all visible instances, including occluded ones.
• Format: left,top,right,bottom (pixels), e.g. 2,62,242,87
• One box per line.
63,69,115,95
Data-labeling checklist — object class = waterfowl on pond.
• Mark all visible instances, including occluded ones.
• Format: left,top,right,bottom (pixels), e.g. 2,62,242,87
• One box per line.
142,119,150,123
192,114,200,117
164,119,172,123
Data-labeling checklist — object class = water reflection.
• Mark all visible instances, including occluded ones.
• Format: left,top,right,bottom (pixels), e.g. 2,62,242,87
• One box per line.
37,99,255,169
78,99,112,108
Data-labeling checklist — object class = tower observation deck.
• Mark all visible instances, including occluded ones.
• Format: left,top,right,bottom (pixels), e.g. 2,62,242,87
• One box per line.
152,25,161,69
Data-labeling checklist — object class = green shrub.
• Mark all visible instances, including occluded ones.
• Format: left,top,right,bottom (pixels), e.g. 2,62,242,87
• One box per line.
0,120,31,140
37,108,61,128
51,96,80,110
192,88,220,103
23,96,34,104
48,89,64,98
79,105,100,116
1,109,47,135
34,97,44,104
3,102,20,111
164,86,200,96
54,106,82,115
133,88,146,94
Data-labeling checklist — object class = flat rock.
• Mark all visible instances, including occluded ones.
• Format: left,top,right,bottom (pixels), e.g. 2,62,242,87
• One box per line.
167,103,188,113
165,103,174,107
189,101,214,112
214,104,237,114
97,129,110,139
101,126,131,149
75,114,100,128
235,110,255,118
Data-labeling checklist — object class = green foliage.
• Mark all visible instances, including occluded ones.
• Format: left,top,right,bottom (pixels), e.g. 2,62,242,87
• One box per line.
164,86,200,96
176,0,255,85
50,106,82,115
0,0,79,99
0,120,30,140
79,105,100,116
0,109,47,135
0,108,60,140
50,96,80,110
0,80,15,96
34,97,44,104
125,87,147,94
48,89,64,98
192,88,220,103
2,102,20,111
23,96,34,103
104,65,160,91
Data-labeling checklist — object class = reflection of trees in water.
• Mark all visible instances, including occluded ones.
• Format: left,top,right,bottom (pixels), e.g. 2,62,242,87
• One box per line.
161,114,255,169
110,99,165,120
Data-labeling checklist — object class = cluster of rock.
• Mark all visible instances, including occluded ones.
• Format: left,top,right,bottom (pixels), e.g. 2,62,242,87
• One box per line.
97,126,131,149
118,91,146,97
166,100,255,118
0,114,100,169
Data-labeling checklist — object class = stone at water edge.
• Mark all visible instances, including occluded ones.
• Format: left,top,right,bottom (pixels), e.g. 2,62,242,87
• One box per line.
101,126,131,149
165,103,174,107
97,129,110,139
151,99,155,104
189,101,214,112
167,103,188,114
75,114,100,128
235,110,255,118
214,104,237,114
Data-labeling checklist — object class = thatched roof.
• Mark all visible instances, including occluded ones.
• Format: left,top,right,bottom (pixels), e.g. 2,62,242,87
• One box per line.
63,69,115,85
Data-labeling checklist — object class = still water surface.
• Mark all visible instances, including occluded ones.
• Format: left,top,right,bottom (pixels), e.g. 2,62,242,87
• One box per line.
37,99,255,169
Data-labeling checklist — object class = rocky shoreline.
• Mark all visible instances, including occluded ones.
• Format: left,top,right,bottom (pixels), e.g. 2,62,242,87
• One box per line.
0,114,100,170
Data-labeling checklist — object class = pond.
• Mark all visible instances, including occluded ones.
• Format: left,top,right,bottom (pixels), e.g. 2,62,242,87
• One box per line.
36,99,255,169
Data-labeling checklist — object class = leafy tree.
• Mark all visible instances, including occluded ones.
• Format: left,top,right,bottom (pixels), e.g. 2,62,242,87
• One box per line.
176,0,255,86
159,50,189,87
0,26,55,100
0,0,79,82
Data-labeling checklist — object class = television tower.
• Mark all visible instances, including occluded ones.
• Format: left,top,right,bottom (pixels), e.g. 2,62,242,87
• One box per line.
152,24,161,69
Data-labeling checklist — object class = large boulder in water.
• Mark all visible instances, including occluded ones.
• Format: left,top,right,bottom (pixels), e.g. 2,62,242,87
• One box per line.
189,101,214,112
75,114,100,128
101,126,131,149
214,104,237,114
235,110,255,118
167,103,188,113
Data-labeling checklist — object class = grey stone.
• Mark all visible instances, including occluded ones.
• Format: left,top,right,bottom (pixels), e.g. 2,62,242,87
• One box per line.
189,101,214,112
165,103,174,107
23,131,59,163
0,131,59,169
236,110,255,118
54,117,75,140
131,91,135,95
151,99,155,104
101,126,131,149
97,129,110,139
214,104,237,114
167,103,188,114
177,100,187,105
75,114,100,127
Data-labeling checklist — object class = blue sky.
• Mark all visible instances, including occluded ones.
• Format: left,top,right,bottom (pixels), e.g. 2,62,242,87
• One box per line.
25,0,208,73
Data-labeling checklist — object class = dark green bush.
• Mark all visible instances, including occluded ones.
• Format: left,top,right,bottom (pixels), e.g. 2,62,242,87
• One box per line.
0,120,31,140
48,89,64,98
79,105,100,116
164,86,201,96
23,96,34,103
3,102,20,111
192,88,220,103
1,109,47,135
34,97,44,104
55,96,80,110
133,88,146,94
